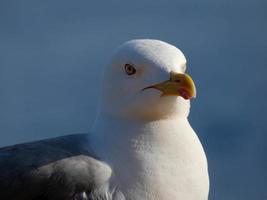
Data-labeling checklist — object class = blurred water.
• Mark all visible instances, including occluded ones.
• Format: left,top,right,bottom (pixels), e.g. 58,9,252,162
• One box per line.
0,0,266,199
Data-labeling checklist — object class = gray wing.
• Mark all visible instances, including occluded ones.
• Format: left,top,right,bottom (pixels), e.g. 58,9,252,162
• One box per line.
0,134,115,200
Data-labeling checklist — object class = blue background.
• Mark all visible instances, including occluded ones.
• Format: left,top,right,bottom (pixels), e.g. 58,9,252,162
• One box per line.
0,0,266,199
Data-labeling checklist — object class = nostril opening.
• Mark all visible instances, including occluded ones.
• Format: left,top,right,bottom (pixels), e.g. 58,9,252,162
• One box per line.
175,79,181,83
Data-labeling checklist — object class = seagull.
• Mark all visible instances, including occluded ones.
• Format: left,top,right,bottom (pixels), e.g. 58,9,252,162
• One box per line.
0,39,209,200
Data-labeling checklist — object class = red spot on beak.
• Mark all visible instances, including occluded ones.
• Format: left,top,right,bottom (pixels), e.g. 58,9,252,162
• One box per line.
179,88,191,100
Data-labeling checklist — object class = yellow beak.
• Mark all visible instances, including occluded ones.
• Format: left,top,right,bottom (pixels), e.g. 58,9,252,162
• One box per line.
142,72,196,100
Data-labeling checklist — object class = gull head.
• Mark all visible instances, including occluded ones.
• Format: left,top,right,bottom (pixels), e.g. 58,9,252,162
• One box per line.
99,39,196,120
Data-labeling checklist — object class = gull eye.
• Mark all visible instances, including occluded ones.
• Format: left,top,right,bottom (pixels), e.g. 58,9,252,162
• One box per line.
124,64,136,76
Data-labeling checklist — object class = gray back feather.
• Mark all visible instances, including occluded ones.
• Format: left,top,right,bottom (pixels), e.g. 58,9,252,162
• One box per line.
0,134,122,200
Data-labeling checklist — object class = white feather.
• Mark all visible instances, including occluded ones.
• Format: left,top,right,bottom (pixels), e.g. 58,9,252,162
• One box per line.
89,39,209,200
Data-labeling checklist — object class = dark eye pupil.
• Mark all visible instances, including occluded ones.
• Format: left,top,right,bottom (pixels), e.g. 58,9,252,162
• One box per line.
127,66,132,72
125,64,136,75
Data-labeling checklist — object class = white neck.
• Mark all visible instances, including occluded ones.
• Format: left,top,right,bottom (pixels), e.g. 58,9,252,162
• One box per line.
90,113,209,200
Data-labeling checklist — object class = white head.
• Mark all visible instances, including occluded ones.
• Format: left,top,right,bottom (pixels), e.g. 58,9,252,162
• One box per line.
99,39,196,121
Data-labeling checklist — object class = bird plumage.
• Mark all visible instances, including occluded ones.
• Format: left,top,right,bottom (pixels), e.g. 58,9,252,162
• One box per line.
0,134,117,200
